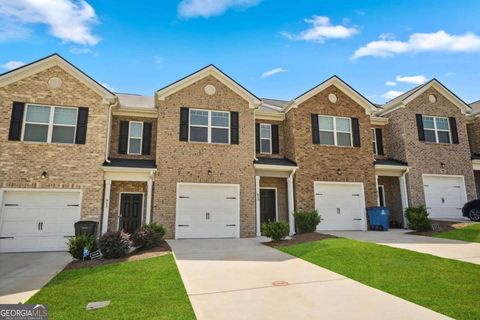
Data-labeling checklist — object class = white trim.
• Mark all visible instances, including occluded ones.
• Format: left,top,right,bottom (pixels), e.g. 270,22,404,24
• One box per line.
254,164,299,171
112,107,158,118
290,76,377,115
259,123,272,154
372,128,378,155
146,178,153,225
421,174,468,218
378,185,386,207
472,159,480,171
255,111,285,121
117,192,144,231
318,115,353,147
259,187,279,222
102,180,112,234
156,65,261,109
175,183,241,239
287,171,296,235
313,181,367,231
127,121,143,155
188,108,231,144
255,176,261,236
370,116,388,125
422,115,452,144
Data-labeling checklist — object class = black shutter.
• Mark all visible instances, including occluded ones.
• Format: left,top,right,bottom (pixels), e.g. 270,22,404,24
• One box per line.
375,128,384,155
352,118,361,147
75,107,89,144
416,114,425,141
255,123,260,153
142,122,152,155
449,117,459,144
179,107,189,141
118,121,129,154
271,124,279,154
311,114,320,144
8,102,25,141
230,111,239,144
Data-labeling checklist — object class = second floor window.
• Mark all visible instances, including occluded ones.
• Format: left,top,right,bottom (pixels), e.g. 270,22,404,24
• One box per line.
189,109,230,144
422,116,451,143
128,121,143,154
372,128,377,154
23,104,78,144
260,124,272,153
319,115,352,147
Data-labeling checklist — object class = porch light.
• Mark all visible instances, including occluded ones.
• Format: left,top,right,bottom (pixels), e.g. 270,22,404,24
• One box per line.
207,169,212,176
440,162,446,168
41,171,48,179
336,168,342,175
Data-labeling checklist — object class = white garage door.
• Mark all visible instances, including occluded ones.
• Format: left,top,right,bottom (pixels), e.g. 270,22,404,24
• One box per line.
176,183,239,239
314,182,366,231
423,175,466,219
0,190,81,253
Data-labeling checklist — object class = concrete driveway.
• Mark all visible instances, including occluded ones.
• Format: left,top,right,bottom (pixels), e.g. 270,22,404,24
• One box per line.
327,229,480,265
0,252,71,304
169,238,451,320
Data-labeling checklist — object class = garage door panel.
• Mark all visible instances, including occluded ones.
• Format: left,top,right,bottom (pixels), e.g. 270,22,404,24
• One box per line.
423,176,465,219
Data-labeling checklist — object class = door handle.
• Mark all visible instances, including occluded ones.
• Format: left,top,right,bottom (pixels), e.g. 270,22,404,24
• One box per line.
337,208,341,214
38,222,41,230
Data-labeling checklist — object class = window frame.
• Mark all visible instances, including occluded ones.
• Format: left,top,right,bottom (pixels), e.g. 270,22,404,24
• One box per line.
372,128,378,154
422,115,452,144
378,185,386,207
318,115,353,147
188,108,231,144
21,104,78,144
259,123,272,154
127,121,144,155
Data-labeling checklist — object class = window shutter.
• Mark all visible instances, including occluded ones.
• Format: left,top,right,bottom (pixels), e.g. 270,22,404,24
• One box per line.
311,114,320,144
272,124,279,154
416,114,425,141
449,117,459,144
230,111,239,144
375,128,384,155
255,123,260,153
74,107,89,144
142,122,152,155
179,107,189,141
352,118,361,147
8,102,25,141
118,121,129,154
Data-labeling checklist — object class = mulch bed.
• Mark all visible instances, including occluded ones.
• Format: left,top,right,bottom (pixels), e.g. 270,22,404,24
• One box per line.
262,232,336,248
407,220,474,237
64,240,171,270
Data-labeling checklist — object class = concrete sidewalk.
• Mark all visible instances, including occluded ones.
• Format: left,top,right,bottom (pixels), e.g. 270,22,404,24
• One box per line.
327,229,480,265
0,252,71,304
169,238,451,320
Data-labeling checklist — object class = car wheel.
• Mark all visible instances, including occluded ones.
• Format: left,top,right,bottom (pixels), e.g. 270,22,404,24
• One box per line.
468,207,480,221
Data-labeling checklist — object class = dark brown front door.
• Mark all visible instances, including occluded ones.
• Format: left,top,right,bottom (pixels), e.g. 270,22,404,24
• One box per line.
260,189,276,225
120,193,142,233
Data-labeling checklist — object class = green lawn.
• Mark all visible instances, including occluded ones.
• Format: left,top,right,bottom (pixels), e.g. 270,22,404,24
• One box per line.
434,223,480,243
280,238,480,320
27,254,195,320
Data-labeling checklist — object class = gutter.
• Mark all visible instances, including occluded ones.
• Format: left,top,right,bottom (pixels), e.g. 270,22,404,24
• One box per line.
104,97,119,163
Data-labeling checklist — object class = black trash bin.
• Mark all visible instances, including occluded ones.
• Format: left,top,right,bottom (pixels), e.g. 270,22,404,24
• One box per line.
74,220,98,236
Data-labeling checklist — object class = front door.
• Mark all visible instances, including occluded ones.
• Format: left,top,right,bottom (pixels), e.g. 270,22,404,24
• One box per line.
120,193,143,233
260,189,276,225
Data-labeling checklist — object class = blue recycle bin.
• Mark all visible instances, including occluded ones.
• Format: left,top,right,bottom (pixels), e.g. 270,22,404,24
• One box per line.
367,207,389,231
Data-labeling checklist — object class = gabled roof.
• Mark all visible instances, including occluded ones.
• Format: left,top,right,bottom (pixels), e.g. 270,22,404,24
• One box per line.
377,79,471,116
0,53,115,101
286,75,378,115
156,64,261,108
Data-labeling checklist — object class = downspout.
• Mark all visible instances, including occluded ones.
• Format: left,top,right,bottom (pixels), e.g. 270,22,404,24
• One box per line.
401,167,410,228
104,97,119,163
253,102,259,161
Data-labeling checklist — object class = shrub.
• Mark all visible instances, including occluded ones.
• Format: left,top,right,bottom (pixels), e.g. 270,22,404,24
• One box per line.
145,223,166,238
98,231,131,259
261,221,289,241
131,226,162,249
67,235,97,260
406,206,432,231
294,210,321,234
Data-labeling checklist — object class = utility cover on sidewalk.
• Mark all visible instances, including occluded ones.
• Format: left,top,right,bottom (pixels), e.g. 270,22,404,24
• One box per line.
86,301,110,310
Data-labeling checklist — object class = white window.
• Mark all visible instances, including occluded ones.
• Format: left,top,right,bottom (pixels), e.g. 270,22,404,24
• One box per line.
128,121,143,154
318,115,352,147
422,116,451,144
23,104,77,144
372,128,378,154
189,109,230,144
260,124,272,154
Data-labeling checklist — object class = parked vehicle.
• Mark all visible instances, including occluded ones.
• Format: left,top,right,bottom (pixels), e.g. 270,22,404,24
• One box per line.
462,200,480,221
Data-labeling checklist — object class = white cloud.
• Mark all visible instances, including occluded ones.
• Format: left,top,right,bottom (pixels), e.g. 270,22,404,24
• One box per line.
100,82,114,92
0,0,100,46
1,60,26,70
396,75,428,85
382,90,404,100
178,0,261,18
282,15,358,43
353,30,480,59
385,81,397,86
261,67,287,78
69,46,93,54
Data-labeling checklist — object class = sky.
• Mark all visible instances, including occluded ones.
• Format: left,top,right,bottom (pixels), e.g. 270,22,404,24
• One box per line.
0,0,479,104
